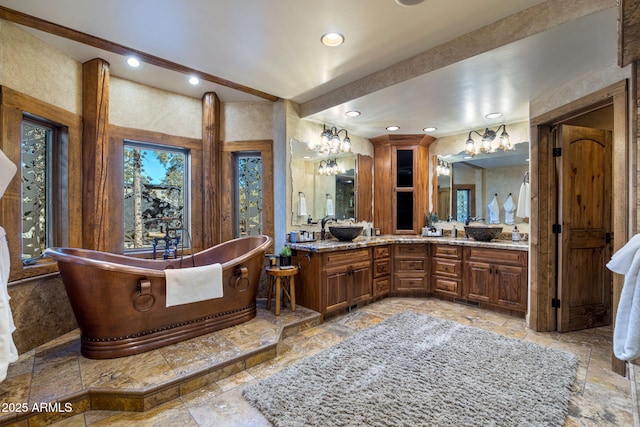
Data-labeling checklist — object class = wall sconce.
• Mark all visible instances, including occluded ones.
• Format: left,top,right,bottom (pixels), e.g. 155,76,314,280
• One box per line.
318,158,342,175
436,158,450,176
465,124,512,157
307,124,352,155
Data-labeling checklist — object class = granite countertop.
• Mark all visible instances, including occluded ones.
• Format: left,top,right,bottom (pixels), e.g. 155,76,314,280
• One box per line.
288,235,529,253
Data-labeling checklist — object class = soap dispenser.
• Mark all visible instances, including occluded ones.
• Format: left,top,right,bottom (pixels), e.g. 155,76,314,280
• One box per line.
512,226,520,241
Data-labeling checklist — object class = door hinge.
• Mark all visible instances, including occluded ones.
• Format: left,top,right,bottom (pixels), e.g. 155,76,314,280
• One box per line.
551,298,561,308
605,232,613,244
552,147,562,157
552,224,562,234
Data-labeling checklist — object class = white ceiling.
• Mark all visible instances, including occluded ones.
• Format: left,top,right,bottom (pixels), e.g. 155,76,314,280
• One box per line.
0,0,619,139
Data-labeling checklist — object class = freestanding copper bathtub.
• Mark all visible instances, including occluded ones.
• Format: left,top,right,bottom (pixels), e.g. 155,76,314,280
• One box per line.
45,235,272,359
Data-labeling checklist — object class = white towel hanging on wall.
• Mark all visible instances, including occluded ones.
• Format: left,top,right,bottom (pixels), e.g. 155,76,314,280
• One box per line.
0,149,18,382
487,194,500,224
503,193,516,225
297,192,307,217
607,234,640,360
517,172,530,219
325,194,334,216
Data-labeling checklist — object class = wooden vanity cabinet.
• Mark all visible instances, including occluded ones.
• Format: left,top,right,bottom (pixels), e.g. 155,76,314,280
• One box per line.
370,135,434,235
393,243,429,292
463,247,528,313
294,248,372,318
431,244,463,298
372,245,391,297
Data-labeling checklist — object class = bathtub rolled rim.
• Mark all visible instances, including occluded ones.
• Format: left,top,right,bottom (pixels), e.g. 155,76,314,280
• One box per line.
44,235,273,277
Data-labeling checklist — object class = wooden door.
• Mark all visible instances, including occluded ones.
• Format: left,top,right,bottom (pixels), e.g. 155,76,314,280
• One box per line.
557,125,612,332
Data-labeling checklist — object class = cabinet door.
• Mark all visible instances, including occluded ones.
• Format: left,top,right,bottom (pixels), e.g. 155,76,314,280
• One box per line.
324,268,349,313
465,261,492,303
350,261,372,304
494,264,527,311
395,148,414,232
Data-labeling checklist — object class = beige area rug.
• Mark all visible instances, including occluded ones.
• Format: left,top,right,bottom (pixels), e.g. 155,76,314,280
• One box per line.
243,312,578,427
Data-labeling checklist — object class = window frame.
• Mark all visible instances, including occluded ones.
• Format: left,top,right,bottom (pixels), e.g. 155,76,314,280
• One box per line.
109,125,203,255
0,86,82,282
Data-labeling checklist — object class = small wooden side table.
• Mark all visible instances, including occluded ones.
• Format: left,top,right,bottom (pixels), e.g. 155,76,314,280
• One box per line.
265,266,298,315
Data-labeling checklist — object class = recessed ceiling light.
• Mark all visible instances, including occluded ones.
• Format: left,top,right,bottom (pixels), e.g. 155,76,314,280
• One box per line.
188,76,200,85
485,112,503,119
386,125,400,131
303,155,311,159
395,0,425,5
126,57,140,67
423,127,437,132
321,32,345,47
345,110,361,117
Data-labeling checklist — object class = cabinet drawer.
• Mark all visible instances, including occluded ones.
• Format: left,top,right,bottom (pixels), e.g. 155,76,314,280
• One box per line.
323,248,370,266
464,247,527,266
432,244,462,259
373,245,390,259
432,276,461,297
373,258,391,277
396,258,427,272
394,275,427,291
373,276,390,296
432,258,462,278
395,244,428,257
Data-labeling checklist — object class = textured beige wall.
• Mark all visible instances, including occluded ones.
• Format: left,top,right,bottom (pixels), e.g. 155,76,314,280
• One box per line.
0,21,82,114
109,77,202,139
222,101,274,142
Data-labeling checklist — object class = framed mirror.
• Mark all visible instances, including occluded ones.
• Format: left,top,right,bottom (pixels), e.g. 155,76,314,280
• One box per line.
434,141,529,224
290,138,359,225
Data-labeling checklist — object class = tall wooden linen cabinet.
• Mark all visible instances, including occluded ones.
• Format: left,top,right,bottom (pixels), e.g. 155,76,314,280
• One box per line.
371,134,435,235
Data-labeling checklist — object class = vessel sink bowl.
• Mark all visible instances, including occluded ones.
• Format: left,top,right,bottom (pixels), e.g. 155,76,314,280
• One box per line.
329,226,363,241
464,225,503,242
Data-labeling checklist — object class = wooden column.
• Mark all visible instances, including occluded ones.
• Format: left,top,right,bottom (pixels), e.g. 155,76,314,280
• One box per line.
619,0,640,67
202,92,221,247
82,58,115,252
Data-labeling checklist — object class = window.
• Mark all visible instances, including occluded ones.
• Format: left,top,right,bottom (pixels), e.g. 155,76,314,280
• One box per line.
235,153,263,237
123,141,190,251
452,184,476,222
20,117,64,263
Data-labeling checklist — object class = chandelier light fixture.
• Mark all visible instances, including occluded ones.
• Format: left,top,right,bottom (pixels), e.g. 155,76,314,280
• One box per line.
318,158,343,176
436,158,450,176
465,124,512,157
307,124,352,155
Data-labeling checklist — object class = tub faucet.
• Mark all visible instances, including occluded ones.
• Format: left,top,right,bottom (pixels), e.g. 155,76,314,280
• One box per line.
320,216,336,240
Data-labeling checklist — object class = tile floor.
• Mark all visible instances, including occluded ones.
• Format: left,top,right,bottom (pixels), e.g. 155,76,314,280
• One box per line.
1,297,637,426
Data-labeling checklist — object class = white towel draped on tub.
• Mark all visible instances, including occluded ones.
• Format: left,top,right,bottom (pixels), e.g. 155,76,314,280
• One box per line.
165,263,224,307
607,234,640,360
487,195,500,224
